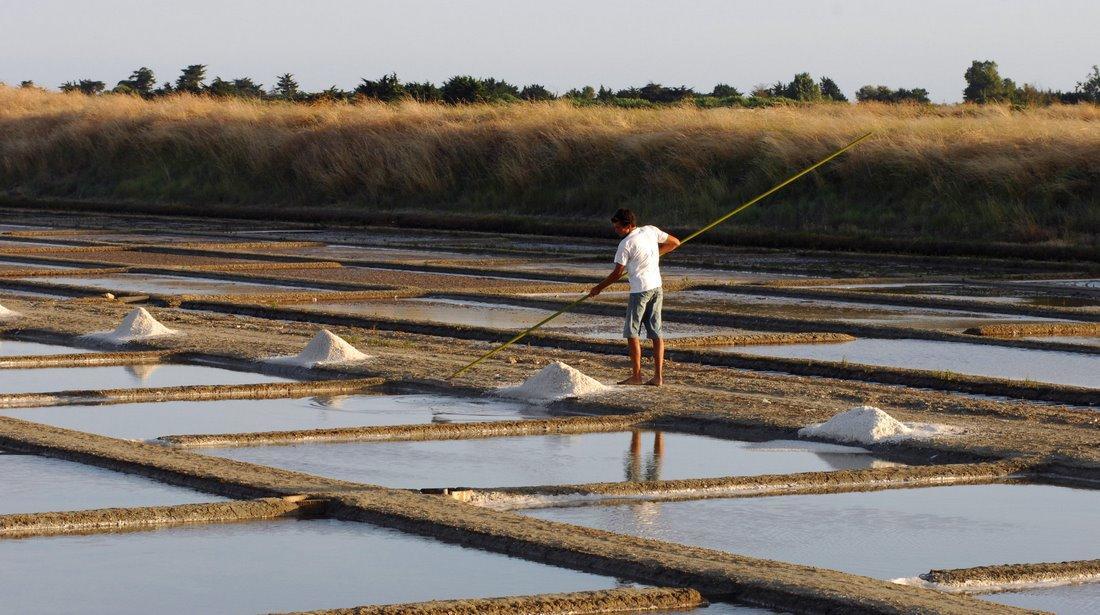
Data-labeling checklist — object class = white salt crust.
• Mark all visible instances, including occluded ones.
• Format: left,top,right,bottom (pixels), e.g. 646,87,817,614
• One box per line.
267,329,371,368
83,308,179,345
799,406,957,445
498,361,609,401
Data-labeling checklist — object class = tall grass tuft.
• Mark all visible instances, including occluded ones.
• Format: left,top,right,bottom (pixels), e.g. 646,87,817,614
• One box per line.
0,86,1097,245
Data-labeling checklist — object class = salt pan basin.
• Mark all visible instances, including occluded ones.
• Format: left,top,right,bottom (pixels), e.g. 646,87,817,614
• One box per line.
23,273,328,295
202,432,891,489
1,395,547,440
294,298,732,339
0,364,289,395
0,451,219,515
0,340,100,357
525,483,1100,580
0,519,631,615
979,583,1100,615
721,338,1099,389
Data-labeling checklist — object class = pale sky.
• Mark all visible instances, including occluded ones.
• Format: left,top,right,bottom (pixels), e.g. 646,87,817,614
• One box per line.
1,0,1096,102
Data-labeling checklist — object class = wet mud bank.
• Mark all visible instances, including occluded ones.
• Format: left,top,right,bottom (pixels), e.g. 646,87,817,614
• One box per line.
279,587,707,615
442,459,1034,510
917,560,1100,593
0,350,165,368
965,322,1100,338
0,496,322,538
0,377,385,409
328,490,1021,614
159,413,651,447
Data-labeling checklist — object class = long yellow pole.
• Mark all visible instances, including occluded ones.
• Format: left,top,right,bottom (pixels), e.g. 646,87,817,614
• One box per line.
449,131,874,380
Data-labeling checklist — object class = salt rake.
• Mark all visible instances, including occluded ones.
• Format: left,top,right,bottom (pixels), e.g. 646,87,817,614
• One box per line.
449,131,874,380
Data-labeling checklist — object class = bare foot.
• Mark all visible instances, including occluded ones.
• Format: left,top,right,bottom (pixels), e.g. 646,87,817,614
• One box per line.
645,377,663,387
618,375,645,385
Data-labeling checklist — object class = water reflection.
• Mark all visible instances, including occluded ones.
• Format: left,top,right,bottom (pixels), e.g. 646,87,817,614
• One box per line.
624,430,664,482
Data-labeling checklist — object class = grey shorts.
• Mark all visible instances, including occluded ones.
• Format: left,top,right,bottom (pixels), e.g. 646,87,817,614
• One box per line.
624,287,663,339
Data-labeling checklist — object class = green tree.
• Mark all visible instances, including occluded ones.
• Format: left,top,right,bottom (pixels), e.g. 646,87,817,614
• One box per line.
116,67,156,97
819,77,847,101
710,83,742,97
855,85,930,104
963,60,1011,103
405,81,441,102
272,73,300,100
1076,65,1100,103
564,85,596,100
19,80,37,88
175,64,207,94
60,79,105,95
482,78,520,101
596,85,615,101
519,84,555,101
441,75,487,104
784,72,822,101
356,73,407,102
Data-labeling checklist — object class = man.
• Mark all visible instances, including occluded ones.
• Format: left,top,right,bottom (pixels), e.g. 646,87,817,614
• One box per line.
589,208,681,386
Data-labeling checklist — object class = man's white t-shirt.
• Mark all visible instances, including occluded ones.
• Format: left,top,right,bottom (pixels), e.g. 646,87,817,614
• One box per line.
614,225,669,293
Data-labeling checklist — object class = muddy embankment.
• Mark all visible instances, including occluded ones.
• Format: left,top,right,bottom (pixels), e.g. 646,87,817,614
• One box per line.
442,459,1036,510
0,496,323,538
279,587,705,615
965,322,1100,338
159,412,652,447
0,377,385,409
918,559,1100,592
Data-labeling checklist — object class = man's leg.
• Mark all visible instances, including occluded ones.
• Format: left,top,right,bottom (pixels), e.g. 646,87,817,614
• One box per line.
620,293,645,384
645,289,664,386
619,337,644,385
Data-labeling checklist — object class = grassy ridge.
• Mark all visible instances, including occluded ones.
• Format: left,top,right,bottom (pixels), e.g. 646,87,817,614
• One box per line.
1,87,1097,246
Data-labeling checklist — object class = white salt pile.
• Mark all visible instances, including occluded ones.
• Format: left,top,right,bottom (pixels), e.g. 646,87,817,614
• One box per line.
83,308,179,344
798,406,957,445
498,361,608,401
0,303,20,320
267,329,370,368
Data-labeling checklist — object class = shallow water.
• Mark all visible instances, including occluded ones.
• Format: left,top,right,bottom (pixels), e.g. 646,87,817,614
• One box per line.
0,340,100,357
0,518,632,614
0,451,219,514
978,582,1100,614
0,258,80,270
202,432,891,489
1023,335,1100,348
720,338,1100,388
524,483,1100,579
22,273,329,295
294,298,733,339
668,290,1055,329
0,364,289,394
0,394,547,440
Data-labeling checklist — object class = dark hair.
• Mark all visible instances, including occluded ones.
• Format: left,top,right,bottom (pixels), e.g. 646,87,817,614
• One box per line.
610,208,636,227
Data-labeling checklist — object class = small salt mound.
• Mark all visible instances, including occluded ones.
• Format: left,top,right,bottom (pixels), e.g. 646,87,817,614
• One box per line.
498,361,608,401
83,307,179,344
798,406,914,445
268,329,370,368
0,303,20,319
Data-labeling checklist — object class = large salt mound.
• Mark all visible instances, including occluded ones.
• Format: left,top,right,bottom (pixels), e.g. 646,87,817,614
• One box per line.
268,329,371,368
798,406,915,445
83,308,179,344
0,303,20,320
498,361,608,401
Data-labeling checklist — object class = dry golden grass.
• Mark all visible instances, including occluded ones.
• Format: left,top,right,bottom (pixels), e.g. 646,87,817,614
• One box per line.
1,86,1097,244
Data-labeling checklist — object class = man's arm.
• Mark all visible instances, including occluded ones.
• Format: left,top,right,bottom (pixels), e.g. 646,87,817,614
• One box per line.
658,234,681,256
589,264,626,297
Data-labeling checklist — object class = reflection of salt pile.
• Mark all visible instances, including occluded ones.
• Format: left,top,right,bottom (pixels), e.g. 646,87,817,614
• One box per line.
0,303,20,319
799,406,955,445
268,330,370,368
124,364,162,381
83,308,179,344
499,361,608,401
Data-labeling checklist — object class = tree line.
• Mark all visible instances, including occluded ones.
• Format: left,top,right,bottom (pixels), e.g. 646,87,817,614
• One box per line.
14,60,1100,106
